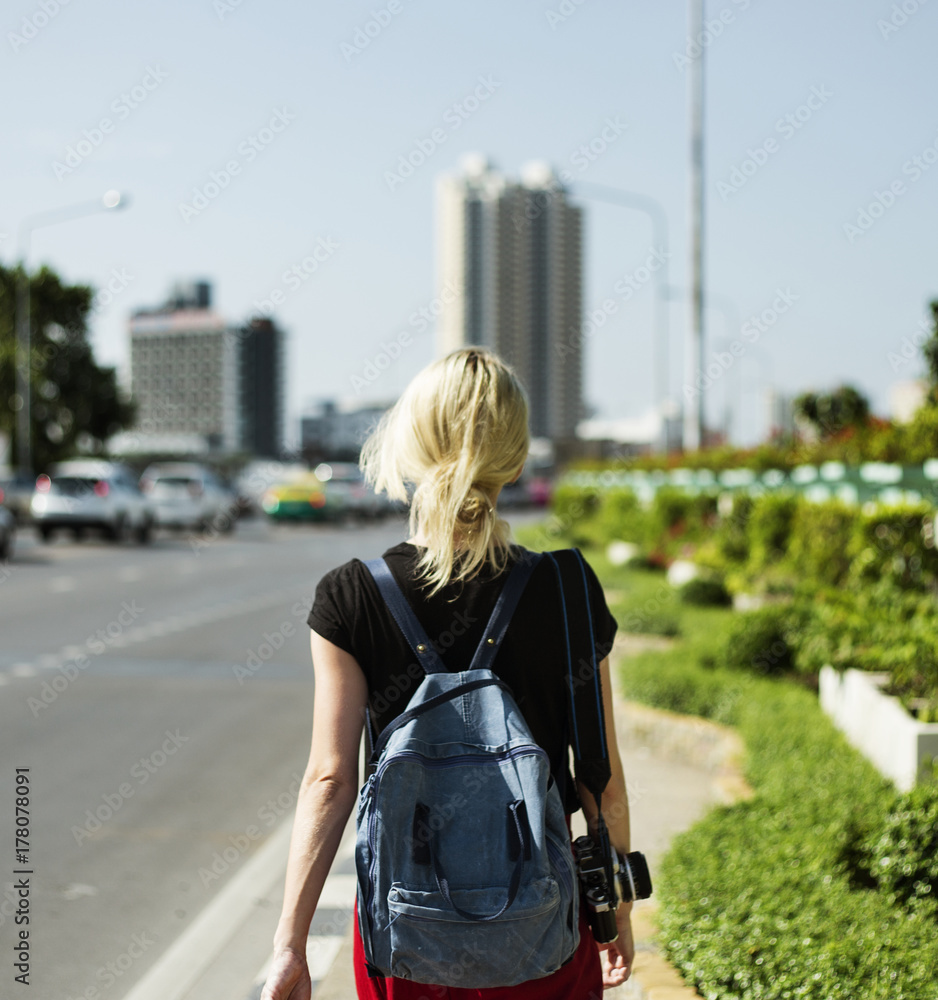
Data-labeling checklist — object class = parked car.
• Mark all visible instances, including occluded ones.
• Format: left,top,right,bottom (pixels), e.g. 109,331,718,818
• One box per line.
30,461,155,543
0,505,15,561
260,471,342,522
139,463,237,533
0,469,37,524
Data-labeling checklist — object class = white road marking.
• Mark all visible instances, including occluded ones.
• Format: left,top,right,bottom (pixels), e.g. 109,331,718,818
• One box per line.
118,816,294,1000
51,576,76,592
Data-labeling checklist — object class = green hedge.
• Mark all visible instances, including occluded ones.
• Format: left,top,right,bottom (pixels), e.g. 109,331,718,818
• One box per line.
551,487,938,705
618,653,938,999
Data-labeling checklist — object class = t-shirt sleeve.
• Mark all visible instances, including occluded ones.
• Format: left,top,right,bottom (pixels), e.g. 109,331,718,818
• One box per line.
307,562,359,656
580,554,618,660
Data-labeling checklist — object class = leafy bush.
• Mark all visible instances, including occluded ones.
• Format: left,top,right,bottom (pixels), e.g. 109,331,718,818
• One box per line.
596,488,650,547
719,604,799,677
792,583,938,706
746,493,799,571
847,502,938,591
548,483,601,546
864,781,938,919
621,653,938,999
713,492,754,565
787,498,857,586
678,577,732,607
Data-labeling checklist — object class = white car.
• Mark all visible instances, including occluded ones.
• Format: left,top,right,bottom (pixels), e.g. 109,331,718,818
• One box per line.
139,463,237,533
30,461,155,544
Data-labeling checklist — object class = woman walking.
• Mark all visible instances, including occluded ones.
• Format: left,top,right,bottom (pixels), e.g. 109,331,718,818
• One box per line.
262,348,634,998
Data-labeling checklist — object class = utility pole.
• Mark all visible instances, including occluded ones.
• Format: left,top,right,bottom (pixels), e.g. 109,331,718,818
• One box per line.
684,0,706,451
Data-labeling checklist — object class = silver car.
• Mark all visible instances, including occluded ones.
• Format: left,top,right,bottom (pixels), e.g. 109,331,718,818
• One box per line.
30,461,155,544
139,463,237,533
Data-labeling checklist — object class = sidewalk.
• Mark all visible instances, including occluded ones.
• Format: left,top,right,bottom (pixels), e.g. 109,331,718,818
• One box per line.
312,633,751,998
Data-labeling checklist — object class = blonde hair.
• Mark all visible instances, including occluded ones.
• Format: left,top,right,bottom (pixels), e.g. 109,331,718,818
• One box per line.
360,348,529,595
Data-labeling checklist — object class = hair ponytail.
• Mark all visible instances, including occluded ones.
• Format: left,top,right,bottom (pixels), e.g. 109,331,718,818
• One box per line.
360,348,529,595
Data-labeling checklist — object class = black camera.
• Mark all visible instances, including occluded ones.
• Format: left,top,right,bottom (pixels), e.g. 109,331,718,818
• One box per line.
572,835,653,943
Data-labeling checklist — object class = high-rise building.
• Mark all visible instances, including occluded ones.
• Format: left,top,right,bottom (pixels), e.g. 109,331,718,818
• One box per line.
437,156,583,444
128,282,284,456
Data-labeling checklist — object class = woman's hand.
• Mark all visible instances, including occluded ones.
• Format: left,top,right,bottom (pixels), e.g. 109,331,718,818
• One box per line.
597,906,634,989
259,946,311,1000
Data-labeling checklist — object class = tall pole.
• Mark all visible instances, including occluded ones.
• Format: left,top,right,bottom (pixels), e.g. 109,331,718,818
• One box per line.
14,191,128,474
15,257,31,475
573,182,670,451
684,0,706,451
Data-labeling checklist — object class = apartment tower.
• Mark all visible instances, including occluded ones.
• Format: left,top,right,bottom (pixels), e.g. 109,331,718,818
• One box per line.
436,156,583,444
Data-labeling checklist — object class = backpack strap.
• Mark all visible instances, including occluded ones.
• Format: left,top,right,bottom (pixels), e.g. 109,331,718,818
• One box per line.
363,557,448,674
545,548,611,799
467,550,543,672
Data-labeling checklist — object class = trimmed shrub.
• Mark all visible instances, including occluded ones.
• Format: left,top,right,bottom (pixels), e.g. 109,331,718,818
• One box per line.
787,498,857,586
597,488,650,547
626,656,938,999
720,604,797,677
747,492,799,571
549,483,601,545
865,781,938,918
678,577,732,607
847,502,938,591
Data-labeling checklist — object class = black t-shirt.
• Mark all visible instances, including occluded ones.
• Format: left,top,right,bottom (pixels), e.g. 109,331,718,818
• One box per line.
307,542,617,814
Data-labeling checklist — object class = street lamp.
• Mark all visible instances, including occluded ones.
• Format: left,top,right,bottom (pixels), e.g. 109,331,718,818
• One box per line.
15,190,129,474
573,181,671,451
686,0,707,451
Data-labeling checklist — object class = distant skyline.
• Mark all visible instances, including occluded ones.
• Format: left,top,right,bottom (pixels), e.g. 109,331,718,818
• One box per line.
3,0,938,447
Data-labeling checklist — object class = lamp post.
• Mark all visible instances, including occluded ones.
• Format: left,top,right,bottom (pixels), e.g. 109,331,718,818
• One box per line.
15,190,129,474
686,0,706,451
572,181,671,451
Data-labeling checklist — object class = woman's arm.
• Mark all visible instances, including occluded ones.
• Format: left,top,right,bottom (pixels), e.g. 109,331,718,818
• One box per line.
261,632,368,1000
576,654,635,989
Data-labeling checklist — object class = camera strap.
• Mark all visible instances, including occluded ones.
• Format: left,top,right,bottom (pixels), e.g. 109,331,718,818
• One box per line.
546,548,612,800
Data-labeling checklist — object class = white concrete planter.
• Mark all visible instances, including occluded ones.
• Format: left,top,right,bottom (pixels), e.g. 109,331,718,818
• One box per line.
819,665,938,791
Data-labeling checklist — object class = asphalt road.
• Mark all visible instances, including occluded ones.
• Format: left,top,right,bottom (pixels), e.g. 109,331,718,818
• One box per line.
0,514,414,1000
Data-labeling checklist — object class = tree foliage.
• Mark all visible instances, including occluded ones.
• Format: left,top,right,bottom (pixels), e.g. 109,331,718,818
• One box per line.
0,263,133,472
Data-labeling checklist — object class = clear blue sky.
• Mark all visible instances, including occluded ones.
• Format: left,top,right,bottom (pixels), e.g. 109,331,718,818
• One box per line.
3,0,937,446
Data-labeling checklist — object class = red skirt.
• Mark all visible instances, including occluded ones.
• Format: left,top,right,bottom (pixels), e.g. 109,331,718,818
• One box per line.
351,898,603,1000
